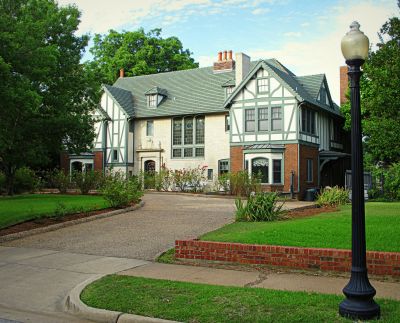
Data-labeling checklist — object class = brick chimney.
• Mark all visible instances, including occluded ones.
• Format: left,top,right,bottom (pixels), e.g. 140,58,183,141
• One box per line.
213,50,235,73
119,68,124,78
339,66,348,105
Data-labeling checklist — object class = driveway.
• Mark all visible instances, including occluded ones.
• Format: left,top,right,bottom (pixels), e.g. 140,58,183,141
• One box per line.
2,192,236,260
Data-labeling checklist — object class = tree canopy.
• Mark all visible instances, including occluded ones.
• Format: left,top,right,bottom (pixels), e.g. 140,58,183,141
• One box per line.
0,0,95,193
340,5,400,166
87,28,199,85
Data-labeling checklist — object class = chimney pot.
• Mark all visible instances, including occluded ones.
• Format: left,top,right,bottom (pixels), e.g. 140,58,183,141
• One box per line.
119,68,124,78
223,50,227,61
218,51,222,62
228,50,233,60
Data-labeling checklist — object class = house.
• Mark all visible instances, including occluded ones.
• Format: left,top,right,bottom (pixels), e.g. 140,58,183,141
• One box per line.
62,51,349,199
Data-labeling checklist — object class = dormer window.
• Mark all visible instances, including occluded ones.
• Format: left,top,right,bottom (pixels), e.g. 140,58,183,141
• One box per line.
145,86,168,108
226,86,234,96
147,94,157,107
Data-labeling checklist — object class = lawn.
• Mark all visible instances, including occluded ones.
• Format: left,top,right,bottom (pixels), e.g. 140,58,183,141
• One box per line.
0,194,109,229
81,275,400,323
200,202,400,252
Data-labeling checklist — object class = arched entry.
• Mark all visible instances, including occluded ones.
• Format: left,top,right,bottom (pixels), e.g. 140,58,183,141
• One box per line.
144,160,156,189
71,161,83,173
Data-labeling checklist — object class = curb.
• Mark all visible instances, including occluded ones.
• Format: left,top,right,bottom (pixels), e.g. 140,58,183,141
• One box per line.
0,201,145,243
64,275,180,323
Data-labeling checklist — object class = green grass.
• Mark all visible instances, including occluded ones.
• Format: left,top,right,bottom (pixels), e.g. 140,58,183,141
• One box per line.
201,202,400,252
81,275,400,323
157,248,175,264
0,194,109,229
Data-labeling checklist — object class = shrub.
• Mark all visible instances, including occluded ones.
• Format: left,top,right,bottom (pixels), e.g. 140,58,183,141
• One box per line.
143,171,156,189
172,168,191,191
316,186,349,207
0,171,5,193
72,171,103,194
383,163,400,200
216,172,230,193
235,192,285,222
154,167,172,191
101,173,143,208
14,167,40,193
230,171,261,197
51,169,71,193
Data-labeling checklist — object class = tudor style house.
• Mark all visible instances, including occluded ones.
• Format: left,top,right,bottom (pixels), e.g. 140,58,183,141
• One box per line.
62,50,349,199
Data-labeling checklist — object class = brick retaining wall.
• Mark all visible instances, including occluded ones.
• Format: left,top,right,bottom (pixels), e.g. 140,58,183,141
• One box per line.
175,240,400,277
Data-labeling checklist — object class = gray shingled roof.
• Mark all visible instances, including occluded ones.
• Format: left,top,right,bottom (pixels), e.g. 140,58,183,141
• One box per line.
103,85,135,117
104,58,340,119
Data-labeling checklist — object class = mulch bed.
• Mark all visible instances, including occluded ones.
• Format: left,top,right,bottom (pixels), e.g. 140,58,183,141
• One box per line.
0,207,120,236
285,205,338,219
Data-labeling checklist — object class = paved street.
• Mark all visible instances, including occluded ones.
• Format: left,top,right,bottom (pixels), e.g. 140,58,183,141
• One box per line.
2,193,235,260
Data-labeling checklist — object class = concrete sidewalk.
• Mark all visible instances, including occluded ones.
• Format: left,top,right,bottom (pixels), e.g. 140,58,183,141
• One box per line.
119,262,400,300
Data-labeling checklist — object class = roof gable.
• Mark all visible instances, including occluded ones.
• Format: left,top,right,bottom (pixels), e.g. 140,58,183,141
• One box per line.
103,85,135,118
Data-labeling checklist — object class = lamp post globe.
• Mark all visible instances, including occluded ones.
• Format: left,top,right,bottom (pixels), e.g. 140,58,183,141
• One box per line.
338,21,380,320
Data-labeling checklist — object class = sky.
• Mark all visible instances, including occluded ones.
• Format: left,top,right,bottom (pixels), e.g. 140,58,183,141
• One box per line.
57,0,398,104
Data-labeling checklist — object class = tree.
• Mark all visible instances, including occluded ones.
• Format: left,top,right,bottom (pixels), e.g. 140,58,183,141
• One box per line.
341,4,400,167
87,28,198,85
0,0,95,194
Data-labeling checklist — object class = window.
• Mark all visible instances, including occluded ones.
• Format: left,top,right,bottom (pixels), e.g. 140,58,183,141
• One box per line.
225,115,230,132
147,94,157,107
146,120,154,136
258,108,268,131
184,118,193,144
173,119,182,145
252,158,269,183
302,109,316,134
113,149,118,161
271,107,282,131
218,159,229,175
207,169,213,180
332,121,342,142
307,159,313,182
273,160,282,184
226,86,234,96
257,78,268,93
195,117,204,144
245,109,255,132
172,116,205,158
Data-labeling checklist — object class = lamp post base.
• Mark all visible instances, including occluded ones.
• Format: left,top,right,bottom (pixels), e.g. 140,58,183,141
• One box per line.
339,298,380,320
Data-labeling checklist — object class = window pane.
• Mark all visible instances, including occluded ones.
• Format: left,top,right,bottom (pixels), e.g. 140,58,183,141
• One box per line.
307,159,313,182
207,169,213,180
225,115,230,131
172,148,181,158
273,160,282,184
219,159,229,175
146,120,154,136
184,118,193,145
311,111,315,134
184,148,193,157
302,109,306,132
271,107,282,131
195,147,204,157
257,78,268,93
173,119,182,145
252,158,268,183
245,109,255,132
195,116,204,144
258,108,268,131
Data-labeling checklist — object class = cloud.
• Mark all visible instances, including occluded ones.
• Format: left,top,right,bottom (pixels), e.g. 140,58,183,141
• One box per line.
300,22,310,28
283,31,302,37
251,8,271,15
245,1,398,104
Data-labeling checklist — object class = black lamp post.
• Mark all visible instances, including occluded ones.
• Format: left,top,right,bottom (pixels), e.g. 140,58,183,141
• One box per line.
339,21,380,320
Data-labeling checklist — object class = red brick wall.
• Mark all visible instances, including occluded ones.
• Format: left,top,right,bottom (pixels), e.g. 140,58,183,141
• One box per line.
299,145,319,199
230,146,244,173
284,144,298,192
340,66,348,106
93,151,103,172
175,240,400,277
213,60,235,72
60,152,69,174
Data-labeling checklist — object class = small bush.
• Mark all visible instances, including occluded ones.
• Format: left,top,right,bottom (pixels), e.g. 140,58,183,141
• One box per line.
14,167,40,193
230,171,261,197
216,172,230,192
154,167,173,191
51,169,71,193
235,192,285,222
383,163,400,200
73,171,103,194
316,186,349,207
143,171,156,189
0,171,5,193
101,173,143,208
